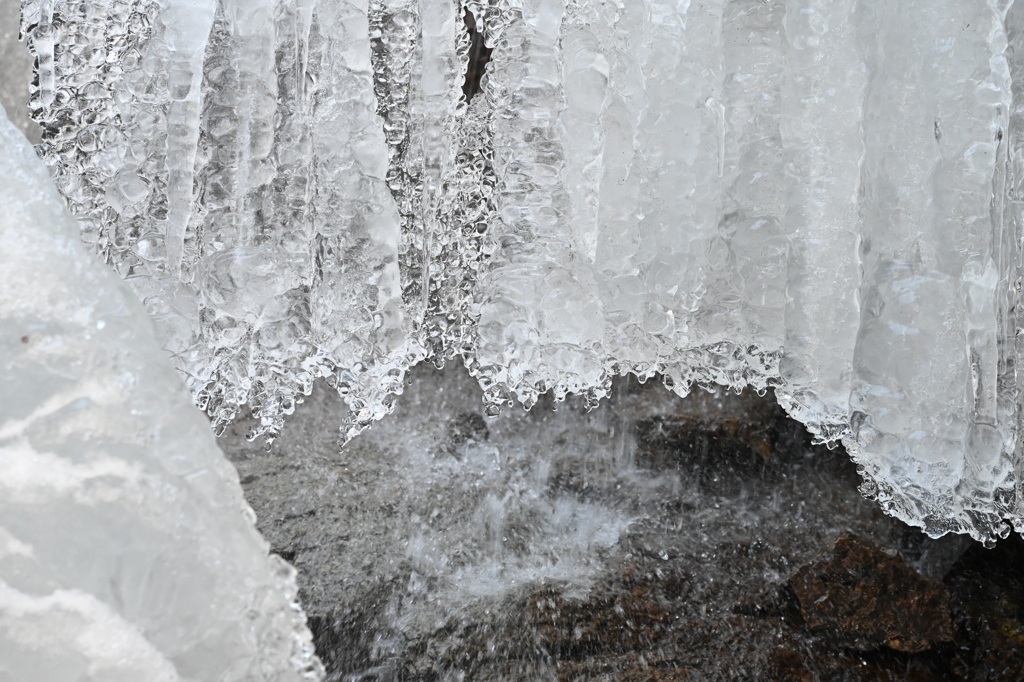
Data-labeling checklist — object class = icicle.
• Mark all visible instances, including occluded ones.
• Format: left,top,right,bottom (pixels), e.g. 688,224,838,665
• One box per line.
158,0,216,278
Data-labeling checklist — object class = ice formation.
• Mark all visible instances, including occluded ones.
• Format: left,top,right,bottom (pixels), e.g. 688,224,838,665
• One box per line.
0,0,37,140
12,0,1024,542
0,104,322,681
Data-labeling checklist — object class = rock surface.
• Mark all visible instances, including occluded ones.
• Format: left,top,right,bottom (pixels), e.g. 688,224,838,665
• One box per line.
789,534,953,653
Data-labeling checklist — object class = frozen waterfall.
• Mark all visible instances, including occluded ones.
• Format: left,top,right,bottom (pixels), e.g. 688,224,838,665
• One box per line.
10,0,1024,544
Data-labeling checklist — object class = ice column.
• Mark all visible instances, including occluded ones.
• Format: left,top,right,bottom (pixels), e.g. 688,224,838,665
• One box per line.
473,0,608,411
847,0,1015,538
307,0,408,436
777,0,865,442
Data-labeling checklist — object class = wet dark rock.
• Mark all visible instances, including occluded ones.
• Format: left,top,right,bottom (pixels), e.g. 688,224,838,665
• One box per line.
765,649,815,682
789,533,953,653
635,413,776,481
899,530,975,581
945,536,1024,680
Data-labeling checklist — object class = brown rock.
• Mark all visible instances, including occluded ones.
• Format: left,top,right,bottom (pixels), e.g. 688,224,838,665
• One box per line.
789,533,953,653
766,650,814,681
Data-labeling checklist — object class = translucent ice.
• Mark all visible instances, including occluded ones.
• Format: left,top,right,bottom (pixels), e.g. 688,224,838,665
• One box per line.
0,104,322,681
0,0,38,141
15,0,1024,541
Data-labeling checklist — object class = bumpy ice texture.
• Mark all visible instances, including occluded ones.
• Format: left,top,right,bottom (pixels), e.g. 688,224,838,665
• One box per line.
0,105,322,681
16,0,1024,543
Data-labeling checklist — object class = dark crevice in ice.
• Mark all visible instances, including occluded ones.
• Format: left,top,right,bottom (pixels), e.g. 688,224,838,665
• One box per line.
462,10,491,104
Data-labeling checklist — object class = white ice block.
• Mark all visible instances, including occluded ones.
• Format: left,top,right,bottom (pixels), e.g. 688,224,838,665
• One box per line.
0,104,323,681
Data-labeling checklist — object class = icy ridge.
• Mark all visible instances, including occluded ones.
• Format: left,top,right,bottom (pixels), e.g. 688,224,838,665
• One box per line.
16,0,1024,541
